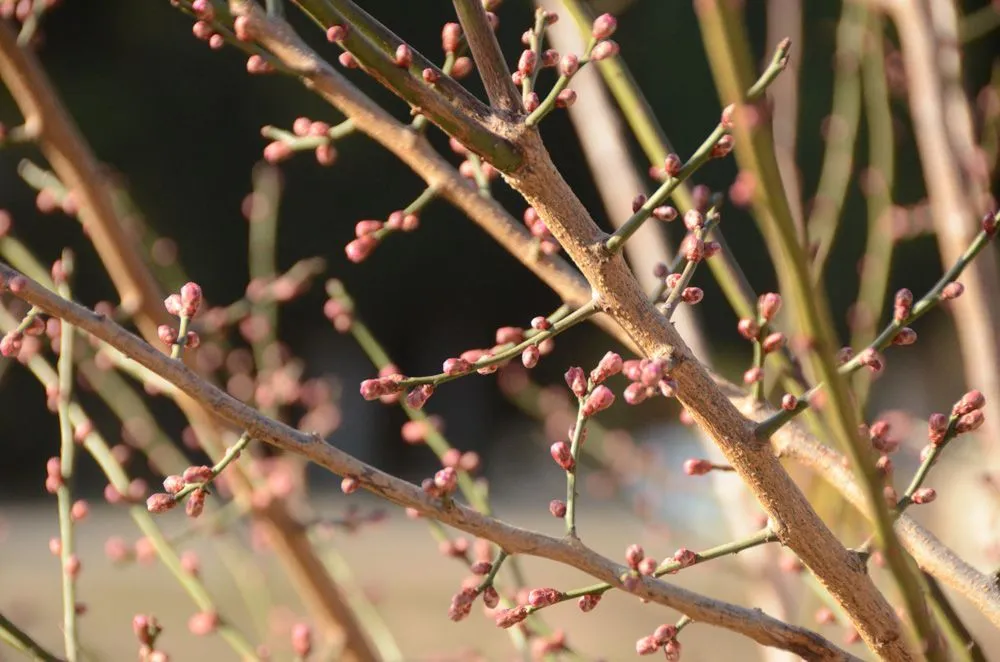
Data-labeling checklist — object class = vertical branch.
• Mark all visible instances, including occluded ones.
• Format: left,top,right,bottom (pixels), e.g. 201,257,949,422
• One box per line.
766,0,806,243
693,3,937,658
54,251,79,662
452,0,522,112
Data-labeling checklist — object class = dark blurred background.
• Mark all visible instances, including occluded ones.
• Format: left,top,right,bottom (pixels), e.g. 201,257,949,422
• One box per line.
0,0,997,499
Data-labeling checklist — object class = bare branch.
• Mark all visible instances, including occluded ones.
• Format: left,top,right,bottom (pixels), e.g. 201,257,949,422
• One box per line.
451,0,522,113
0,262,861,662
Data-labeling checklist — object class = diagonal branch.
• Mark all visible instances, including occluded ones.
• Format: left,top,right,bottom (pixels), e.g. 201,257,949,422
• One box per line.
0,262,859,662
292,0,520,168
451,0,522,113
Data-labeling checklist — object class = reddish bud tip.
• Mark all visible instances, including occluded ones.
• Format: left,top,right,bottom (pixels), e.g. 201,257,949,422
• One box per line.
591,13,617,40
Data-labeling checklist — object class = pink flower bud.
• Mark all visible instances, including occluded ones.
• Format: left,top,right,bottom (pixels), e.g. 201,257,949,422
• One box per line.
625,543,644,569
345,235,378,263
892,327,917,346
743,366,763,384
721,104,736,129
406,384,434,410
564,366,588,397
496,326,524,345
712,134,735,158
681,287,703,304
146,493,177,514
758,292,782,321
956,410,984,433
451,56,473,78
164,293,182,316
494,605,529,628
483,586,500,609
761,332,785,353
559,53,579,77
183,465,214,484
781,393,798,410
517,49,537,76
737,318,760,340
591,13,617,39
550,441,574,471
953,389,986,417
442,23,461,53
857,347,884,374
443,357,472,375
355,220,383,237
519,345,539,368
876,455,893,475
186,488,206,518
582,385,614,417
663,153,683,177
928,413,949,444
188,611,219,636
911,488,936,504
578,593,601,612
341,476,359,494
157,325,178,346
653,205,678,222
549,499,567,518
673,547,697,568
291,623,312,658
523,92,540,112
326,24,347,42
983,211,998,236
893,288,913,322
636,635,659,655
664,639,682,661
941,282,964,300
624,381,649,405
590,351,623,384
434,467,458,494
394,44,412,68
654,624,678,645
590,40,619,61
683,459,712,476
528,588,562,608
682,235,704,262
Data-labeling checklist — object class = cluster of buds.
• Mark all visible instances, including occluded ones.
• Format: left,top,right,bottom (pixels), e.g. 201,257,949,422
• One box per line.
344,209,420,264
636,624,682,659
189,0,225,50
589,13,620,61
924,389,987,448
159,282,202,353
359,372,406,401
523,207,560,255
421,466,458,498
622,357,676,405
859,419,902,479
134,614,167,662
262,117,339,166
438,23,474,79
147,464,216,518
624,543,659,581
0,311,44,359
735,293,785,385
564,362,616,416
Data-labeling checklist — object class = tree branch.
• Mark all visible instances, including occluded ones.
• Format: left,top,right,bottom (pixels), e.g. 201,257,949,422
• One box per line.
451,0,522,113
0,262,860,662
235,3,913,656
291,0,521,168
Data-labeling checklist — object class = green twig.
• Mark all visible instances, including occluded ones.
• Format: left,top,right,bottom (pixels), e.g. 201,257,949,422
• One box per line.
0,611,63,662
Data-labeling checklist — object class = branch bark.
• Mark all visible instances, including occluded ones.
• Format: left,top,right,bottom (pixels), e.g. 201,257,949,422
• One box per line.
0,261,860,662
451,0,522,112
0,22,378,661
231,4,914,656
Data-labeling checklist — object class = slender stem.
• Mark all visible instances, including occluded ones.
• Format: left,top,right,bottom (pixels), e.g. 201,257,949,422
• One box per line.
757,218,998,438
958,4,1000,43
169,313,192,359
54,250,79,662
658,216,719,319
807,1,866,280
750,321,766,403
523,528,778,614
675,614,693,634
396,300,597,388
696,4,939,655
247,163,282,417
170,432,253,503
564,403,587,538
924,572,987,662
521,9,548,101
604,40,790,253
0,611,63,662
850,11,897,407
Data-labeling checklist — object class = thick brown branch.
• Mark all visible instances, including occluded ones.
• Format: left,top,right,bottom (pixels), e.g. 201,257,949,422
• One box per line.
234,5,911,657
0,262,859,662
